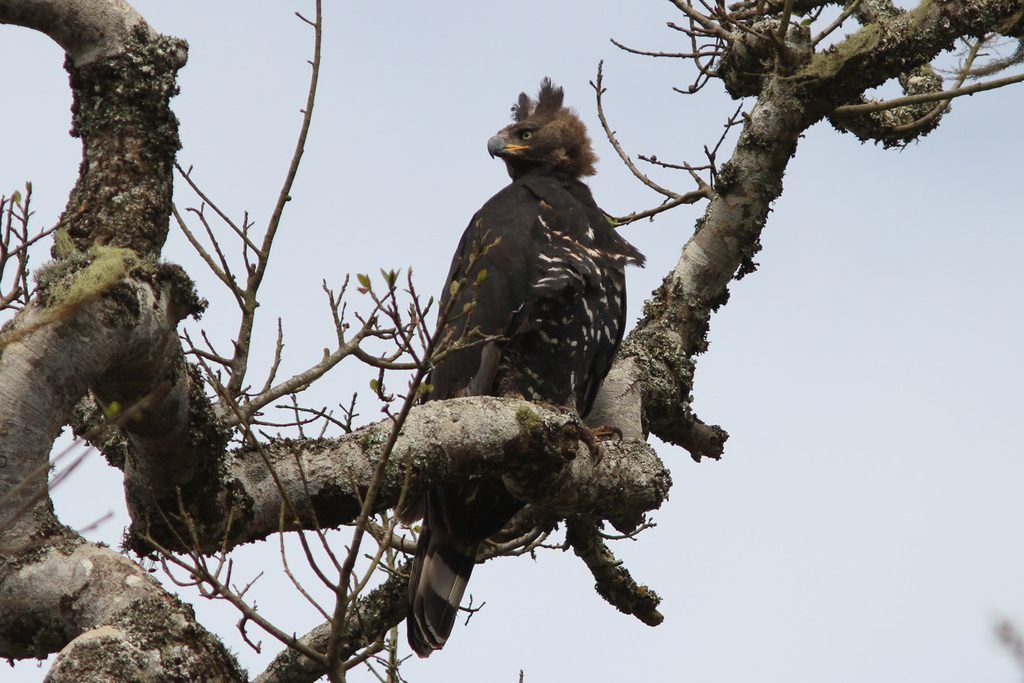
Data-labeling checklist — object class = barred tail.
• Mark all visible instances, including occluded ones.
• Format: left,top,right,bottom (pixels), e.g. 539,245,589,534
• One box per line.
407,494,479,657
405,482,523,657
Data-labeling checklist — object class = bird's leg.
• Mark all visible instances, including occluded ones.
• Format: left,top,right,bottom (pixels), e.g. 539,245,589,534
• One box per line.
587,425,622,441
579,424,622,464
527,399,620,463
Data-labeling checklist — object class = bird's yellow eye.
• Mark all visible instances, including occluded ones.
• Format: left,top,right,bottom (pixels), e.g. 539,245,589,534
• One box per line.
520,130,533,140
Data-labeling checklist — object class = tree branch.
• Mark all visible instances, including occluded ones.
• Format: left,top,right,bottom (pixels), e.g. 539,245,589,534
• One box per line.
128,395,670,554
0,535,245,679
254,564,408,683
832,69,1024,115
0,0,149,65
566,517,663,626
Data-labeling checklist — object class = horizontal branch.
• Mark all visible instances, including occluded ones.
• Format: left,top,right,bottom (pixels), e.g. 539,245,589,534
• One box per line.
610,37,715,59
130,396,671,554
608,189,711,226
832,70,1024,115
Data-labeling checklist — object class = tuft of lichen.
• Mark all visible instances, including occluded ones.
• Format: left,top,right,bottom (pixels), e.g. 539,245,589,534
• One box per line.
514,405,544,435
42,246,137,312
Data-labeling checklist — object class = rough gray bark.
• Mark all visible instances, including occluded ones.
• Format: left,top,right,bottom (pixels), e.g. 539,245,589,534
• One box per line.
0,1,243,679
616,0,1023,460
124,396,668,555
0,537,245,680
0,0,1020,679
0,0,147,66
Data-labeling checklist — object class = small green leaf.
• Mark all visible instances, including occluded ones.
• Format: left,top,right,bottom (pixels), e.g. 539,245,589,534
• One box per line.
104,401,122,419
356,273,371,290
369,378,380,393
380,268,398,287
475,268,488,285
11,190,21,205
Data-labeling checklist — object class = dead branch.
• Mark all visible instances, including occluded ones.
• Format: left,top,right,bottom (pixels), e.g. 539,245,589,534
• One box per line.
566,517,663,626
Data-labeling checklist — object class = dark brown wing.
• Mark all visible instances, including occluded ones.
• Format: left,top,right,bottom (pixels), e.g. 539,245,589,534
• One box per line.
408,173,644,657
427,178,546,401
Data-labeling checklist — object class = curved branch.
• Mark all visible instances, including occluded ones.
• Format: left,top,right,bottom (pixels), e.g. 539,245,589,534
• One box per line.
0,0,149,65
0,539,244,679
591,62,687,202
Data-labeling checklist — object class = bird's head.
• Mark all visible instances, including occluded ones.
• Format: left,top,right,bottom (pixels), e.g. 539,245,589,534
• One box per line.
487,78,597,180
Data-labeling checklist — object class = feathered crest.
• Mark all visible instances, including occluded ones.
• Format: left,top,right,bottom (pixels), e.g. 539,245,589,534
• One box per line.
500,77,597,177
512,92,532,122
511,77,564,122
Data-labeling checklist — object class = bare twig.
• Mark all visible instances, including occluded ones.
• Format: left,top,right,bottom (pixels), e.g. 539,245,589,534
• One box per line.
591,62,686,202
605,192,709,226
668,0,732,40
813,0,862,46
609,37,720,59
888,37,986,134
833,70,1024,116
0,184,55,311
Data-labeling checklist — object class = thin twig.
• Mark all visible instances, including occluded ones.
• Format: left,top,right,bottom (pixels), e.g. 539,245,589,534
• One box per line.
591,62,685,202
888,37,986,134
813,0,862,46
833,70,1024,116
609,37,718,59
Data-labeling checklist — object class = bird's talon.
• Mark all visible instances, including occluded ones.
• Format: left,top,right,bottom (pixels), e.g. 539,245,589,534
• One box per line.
589,425,623,442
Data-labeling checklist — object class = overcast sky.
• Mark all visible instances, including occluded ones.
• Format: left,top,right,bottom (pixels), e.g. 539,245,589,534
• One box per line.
3,1,1024,681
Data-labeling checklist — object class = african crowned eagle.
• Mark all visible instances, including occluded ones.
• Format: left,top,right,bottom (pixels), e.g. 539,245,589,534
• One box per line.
403,78,645,657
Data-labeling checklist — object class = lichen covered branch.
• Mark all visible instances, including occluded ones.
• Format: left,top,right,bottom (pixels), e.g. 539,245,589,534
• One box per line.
566,516,663,626
129,396,670,555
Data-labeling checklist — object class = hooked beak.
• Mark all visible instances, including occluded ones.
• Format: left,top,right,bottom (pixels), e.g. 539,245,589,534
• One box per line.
487,135,528,158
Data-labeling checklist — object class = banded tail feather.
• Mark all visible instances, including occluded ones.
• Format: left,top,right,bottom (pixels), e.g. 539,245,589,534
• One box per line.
406,483,523,656
407,511,479,656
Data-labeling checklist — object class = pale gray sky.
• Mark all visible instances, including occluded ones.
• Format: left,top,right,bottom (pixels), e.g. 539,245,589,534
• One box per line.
3,2,1023,681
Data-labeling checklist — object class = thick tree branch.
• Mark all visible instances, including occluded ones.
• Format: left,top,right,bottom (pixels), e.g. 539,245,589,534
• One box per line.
797,0,1024,109
0,536,245,680
0,270,234,680
130,396,670,554
623,54,812,456
0,0,148,66
0,5,242,676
